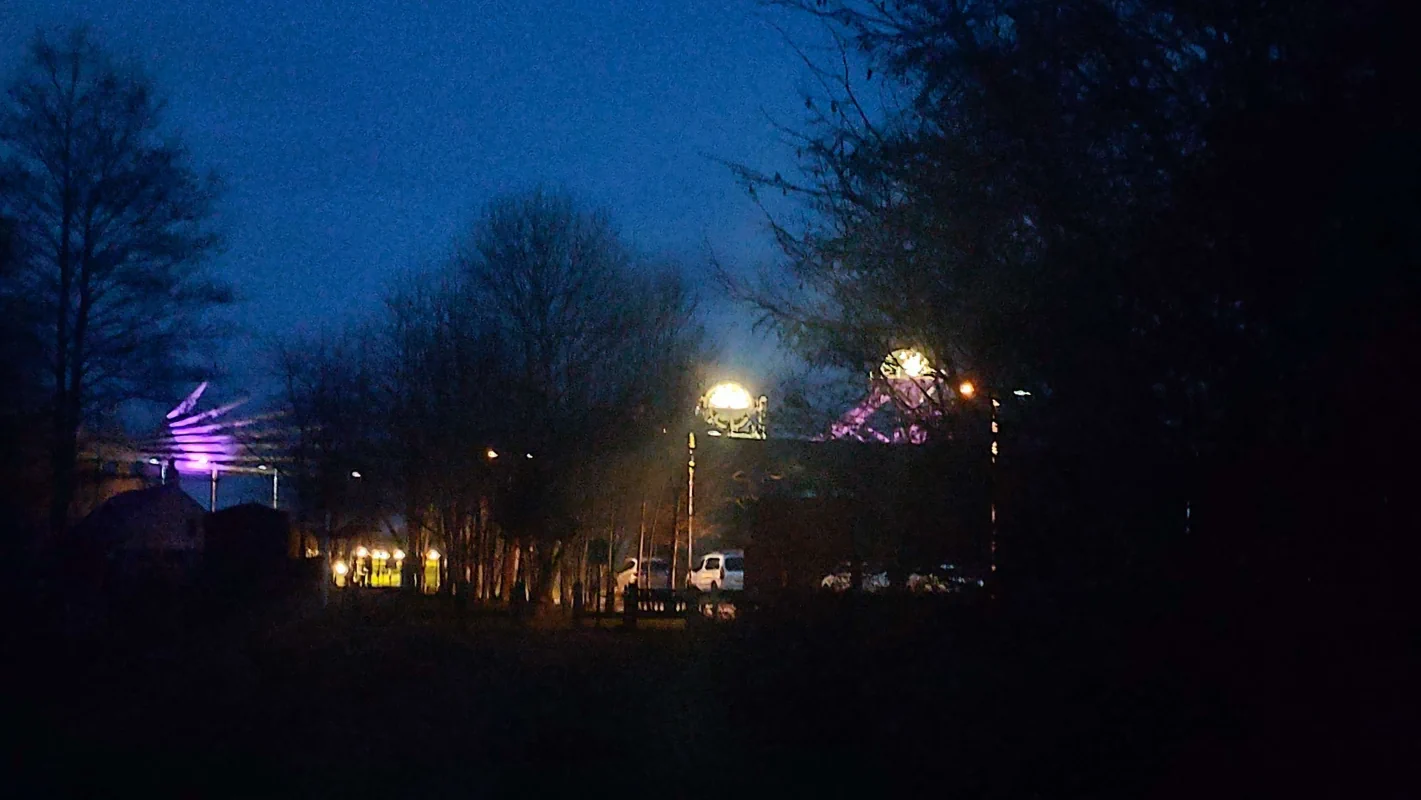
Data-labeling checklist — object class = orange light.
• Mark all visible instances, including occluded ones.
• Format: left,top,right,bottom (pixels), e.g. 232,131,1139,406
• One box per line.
958,380,976,398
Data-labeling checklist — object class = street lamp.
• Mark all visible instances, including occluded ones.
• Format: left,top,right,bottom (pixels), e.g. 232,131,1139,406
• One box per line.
705,382,753,410
256,464,280,509
882,348,934,380
684,380,770,587
697,381,767,440
957,381,1030,584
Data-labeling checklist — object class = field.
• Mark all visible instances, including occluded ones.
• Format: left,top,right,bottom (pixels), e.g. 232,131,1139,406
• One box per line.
8,589,1404,797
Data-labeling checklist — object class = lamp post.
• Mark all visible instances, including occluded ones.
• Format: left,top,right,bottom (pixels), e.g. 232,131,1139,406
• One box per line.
689,380,768,589
259,464,279,510
687,431,695,590
956,380,1030,587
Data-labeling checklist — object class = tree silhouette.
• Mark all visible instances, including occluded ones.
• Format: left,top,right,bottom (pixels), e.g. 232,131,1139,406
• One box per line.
455,189,705,606
734,1,1417,603
0,27,229,537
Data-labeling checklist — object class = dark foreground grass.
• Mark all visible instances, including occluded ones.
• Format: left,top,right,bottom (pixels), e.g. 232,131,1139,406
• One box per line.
7,590,1408,798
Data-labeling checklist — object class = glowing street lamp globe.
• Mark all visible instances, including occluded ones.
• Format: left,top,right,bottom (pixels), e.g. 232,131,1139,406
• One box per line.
705,382,753,410
697,381,767,439
882,348,933,380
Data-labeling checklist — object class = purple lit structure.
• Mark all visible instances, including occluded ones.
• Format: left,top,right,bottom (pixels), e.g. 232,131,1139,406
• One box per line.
140,383,292,510
822,349,959,445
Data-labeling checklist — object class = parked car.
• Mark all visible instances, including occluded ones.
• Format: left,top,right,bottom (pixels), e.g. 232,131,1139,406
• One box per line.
689,550,744,592
820,562,987,594
616,556,671,594
906,563,988,593
819,562,891,593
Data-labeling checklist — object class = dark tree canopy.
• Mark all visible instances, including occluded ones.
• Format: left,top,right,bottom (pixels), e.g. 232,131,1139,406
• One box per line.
0,27,229,534
280,188,706,603
732,0,1418,601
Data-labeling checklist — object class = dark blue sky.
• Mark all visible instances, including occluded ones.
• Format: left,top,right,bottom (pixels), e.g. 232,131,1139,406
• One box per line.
3,0,812,406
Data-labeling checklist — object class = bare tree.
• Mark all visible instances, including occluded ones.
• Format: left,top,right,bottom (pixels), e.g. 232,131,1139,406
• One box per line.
276,328,383,561
274,190,703,610
457,189,705,609
373,268,510,597
0,28,228,536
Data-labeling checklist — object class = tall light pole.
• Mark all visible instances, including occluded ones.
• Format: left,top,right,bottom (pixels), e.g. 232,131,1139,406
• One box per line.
259,464,279,510
957,380,998,577
686,431,695,589
990,395,999,577
689,380,768,589
959,381,1029,586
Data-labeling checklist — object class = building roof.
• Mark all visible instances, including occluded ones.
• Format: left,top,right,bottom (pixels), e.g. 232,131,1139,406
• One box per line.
71,483,206,552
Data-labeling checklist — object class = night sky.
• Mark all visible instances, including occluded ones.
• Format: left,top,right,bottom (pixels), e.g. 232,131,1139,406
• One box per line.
2,0,809,409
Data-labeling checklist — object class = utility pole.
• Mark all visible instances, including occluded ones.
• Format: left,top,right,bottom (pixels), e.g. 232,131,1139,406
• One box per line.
686,432,695,590
321,508,332,609
606,501,616,614
636,500,647,587
669,494,681,594
991,397,999,578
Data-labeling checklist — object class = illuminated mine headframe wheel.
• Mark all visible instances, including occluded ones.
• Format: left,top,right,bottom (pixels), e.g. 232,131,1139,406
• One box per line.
697,382,768,440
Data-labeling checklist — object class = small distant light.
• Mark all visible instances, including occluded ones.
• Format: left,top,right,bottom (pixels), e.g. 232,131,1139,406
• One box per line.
426,549,441,561
978,579,985,586
195,455,209,467
958,381,976,399
393,549,405,561
333,560,349,576
486,449,499,460
148,457,161,465
258,464,268,470
525,453,533,459
350,470,362,479
354,546,369,558
1013,389,1032,397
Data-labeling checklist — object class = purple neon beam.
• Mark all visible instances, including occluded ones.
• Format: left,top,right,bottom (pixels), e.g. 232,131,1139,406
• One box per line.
823,379,943,444
160,386,250,474
166,382,208,420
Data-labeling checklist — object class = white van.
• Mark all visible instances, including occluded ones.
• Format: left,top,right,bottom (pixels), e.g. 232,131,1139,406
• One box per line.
689,550,743,592
616,556,670,595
